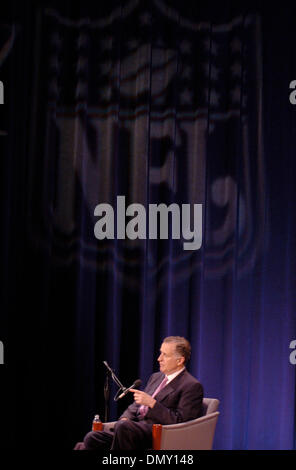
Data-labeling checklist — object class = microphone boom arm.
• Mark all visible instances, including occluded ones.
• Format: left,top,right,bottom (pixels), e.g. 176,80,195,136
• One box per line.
103,361,125,392
103,361,141,402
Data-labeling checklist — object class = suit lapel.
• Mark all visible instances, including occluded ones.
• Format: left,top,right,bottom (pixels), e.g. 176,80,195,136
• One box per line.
146,373,165,394
154,369,187,401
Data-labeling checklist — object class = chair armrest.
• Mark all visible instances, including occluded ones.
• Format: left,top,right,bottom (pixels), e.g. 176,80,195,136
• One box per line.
153,412,220,450
102,421,117,432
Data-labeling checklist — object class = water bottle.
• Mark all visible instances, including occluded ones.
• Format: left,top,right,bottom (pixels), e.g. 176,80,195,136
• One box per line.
92,414,103,431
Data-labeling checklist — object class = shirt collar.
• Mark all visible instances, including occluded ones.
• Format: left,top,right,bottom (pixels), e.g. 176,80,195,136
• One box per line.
165,367,185,384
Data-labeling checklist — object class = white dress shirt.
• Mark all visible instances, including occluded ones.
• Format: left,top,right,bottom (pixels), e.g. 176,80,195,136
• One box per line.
165,367,185,384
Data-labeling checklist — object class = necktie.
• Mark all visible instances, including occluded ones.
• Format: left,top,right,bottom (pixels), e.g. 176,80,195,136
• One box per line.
139,376,168,417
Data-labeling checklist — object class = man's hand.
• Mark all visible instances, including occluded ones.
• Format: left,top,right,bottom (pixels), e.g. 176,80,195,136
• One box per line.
129,389,156,409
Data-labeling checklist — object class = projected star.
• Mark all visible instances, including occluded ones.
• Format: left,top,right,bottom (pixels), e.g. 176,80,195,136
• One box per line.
203,38,211,51
100,37,113,51
49,78,59,95
210,89,220,106
180,40,191,54
203,62,219,80
211,41,219,55
203,61,210,76
203,38,218,55
209,122,215,134
75,82,88,98
182,66,191,79
50,32,62,48
231,62,242,78
152,94,163,105
210,64,219,80
100,85,111,100
77,33,88,48
140,12,151,25
154,37,165,48
230,37,241,52
204,87,210,102
76,56,88,72
100,60,112,75
230,86,241,103
127,39,138,51
242,93,248,108
180,88,192,104
50,55,59,70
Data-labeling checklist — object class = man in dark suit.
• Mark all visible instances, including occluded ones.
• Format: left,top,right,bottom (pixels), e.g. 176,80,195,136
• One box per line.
75,336,204,450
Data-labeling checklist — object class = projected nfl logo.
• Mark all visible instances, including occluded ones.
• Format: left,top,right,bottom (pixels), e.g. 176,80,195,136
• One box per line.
29,3,264,282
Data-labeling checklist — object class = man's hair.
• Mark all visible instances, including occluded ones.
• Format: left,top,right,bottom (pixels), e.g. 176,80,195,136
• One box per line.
163,336,191,363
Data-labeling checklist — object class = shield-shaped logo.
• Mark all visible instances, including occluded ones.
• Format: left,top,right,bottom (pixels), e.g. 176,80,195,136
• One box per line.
28,2,265,285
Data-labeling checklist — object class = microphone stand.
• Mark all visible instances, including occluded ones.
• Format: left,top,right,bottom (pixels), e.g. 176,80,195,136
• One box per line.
103,373,110,422
103,361,126,403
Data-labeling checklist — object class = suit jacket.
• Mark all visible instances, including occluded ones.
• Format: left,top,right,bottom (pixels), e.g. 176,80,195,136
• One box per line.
120,369,203,425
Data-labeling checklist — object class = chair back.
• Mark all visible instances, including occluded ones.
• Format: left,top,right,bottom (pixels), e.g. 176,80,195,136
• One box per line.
202,398,220,416
153,397,220,450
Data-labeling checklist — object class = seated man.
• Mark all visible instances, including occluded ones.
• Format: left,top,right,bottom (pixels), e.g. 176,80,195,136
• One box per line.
74,336,204,450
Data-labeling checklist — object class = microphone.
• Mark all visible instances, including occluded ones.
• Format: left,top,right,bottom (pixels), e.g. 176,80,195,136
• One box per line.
117,379,142,400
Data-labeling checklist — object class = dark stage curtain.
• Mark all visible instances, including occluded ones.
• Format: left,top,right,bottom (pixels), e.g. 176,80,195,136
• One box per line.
0,0,295,450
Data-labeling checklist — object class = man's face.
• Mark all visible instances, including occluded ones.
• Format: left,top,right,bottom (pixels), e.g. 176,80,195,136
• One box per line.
157,342,184,375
